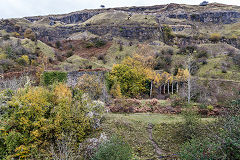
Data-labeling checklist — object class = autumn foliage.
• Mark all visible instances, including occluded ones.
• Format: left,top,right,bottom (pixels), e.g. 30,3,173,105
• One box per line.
107,55,154,97
107,55,190,98
0,84,92,159
24,28,36,41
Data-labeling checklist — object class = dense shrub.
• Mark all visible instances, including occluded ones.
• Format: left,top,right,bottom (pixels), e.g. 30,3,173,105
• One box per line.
97,54,105,61
86,38,106,48
12,32,20,38
5,46,16,59
180,109,201,140
209,33,221,43
92,136,133,160
110,99,138,113
198,104,207,109
179,138,219,160
56,54,65,62
167,48,174,55
66,51,73,58
41,71,67,85
119,43,123,51
162,25,175,44
155,54,172,70
3,34,10,41
106,63,148,97
110,81,122,99
221,67,227,73
180,100,240,160
24,28,36,41
171,94,186,108
85,42,94,48
177,46,197,55
0,53,7,60
55,41,61,49
93,38,106,48
180,116,240,160
17,55,30,66
227,48,236,57
233,53,240,67
0,59,15,72
196,50,209,59
0,84,104,158
202,59,208,65
154,58,166,70
97,54,107,64
76,74,103,100
0,89,13,115
188,61,199,75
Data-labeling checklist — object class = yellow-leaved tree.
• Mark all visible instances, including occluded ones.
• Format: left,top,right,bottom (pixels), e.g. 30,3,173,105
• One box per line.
2,84,91,158
107,55,156,98
176,68,189,82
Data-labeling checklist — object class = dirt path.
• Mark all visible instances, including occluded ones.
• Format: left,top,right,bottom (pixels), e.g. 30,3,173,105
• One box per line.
147,123,165,157
147,123,178,159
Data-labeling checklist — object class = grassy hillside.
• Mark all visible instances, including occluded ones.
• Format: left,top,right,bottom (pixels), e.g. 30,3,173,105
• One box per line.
82,12,158,26
58,55,107,71
21,39,55,58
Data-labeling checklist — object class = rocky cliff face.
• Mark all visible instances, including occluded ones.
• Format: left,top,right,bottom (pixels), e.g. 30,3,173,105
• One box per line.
1,3,240,44
33,24,160,42
49,12,100,24
168,11,240,24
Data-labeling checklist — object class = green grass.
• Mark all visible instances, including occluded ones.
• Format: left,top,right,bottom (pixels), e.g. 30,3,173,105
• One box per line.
171,46,240,81
82,12,158,26
197,43,239,56
95,41,173,68
223,22,240,37
102,113,155,159
68,31,99,40
106,113,214,125
0,37,55,60
171,54,186,68
59,55,106,71
93,42,138,68
152,123,185,154
106,113,183,124
21,38,55,59
0,30,8,36
103,113,215,159
197,55,240,81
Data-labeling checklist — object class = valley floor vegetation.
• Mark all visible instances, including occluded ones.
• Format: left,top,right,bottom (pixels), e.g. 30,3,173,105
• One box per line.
0,66,239,160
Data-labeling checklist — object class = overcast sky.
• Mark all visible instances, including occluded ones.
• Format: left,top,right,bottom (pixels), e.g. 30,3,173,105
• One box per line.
0,0,240,19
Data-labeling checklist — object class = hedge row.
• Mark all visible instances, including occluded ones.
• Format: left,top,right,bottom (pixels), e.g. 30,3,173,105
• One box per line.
41,71,67,85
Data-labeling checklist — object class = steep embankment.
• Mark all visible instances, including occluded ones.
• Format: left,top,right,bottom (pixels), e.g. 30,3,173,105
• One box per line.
1,3,240,83
1,3,240,43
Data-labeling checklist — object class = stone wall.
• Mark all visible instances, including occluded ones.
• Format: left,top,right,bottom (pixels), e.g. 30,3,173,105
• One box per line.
67,69,110,103
67,69,108,87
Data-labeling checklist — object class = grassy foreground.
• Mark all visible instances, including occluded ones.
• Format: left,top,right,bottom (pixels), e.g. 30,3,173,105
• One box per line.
106,113,214,124
102,113,215,159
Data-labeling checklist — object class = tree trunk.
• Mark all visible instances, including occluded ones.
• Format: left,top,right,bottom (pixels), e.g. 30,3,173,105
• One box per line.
187,57,191,103
159,85,162,95
168,82,170,94
163,84,165,94
172,82,174,94
176,82,178,93
188,76,191,103
150,80,153,98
